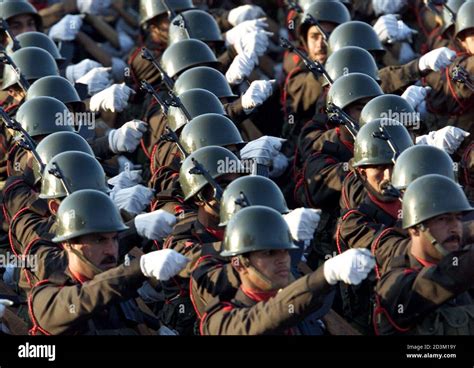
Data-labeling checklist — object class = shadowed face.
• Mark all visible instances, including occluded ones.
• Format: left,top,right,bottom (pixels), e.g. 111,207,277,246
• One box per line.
8,14,37,37
306,22,336,64
422,213,463,260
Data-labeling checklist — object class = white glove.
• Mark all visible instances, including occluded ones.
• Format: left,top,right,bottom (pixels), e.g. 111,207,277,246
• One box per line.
241,80,274,111
269,152,289,178
76,0,111,15
226,54,255,85
372,0,407,16
0,299,13,319
418,47,456,72
108,169,142,190
90,83,135,113
398,41,418,64
110,185,154,215
117,155,142,173
140,249,189,281
401,85,431,110
135,210,177,240
65,59,103,83
323,249,375,285
76,67,113,95
118,32,135,54
225,18,268,45
374,15,416,43
158,326,179,335
240,135,285,166
233,31,272,62
49,14,83,41
108,120,147,154
283,208,321,242
228,5,266,26
416,126,470,154
111,57,128,83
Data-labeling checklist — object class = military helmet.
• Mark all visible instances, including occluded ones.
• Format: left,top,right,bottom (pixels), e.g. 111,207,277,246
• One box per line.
441,0,466,34
179,146,243,201
323,46,379,87
53,189,128,243
2,46,59,90
220,206,299,257
455,1,474,38
402,174,473,229
298,1,351,39
327,72,383,110
168,9,223,45
33,131,94,184
27,76,82,106
359,94,418,128
0,0,42,30
12,32,65,64
174,66,237,99
161,39,219,78
328,21,385,55
179,113,244,154
219,176,290,226
16,96,74,138
139,0,194,26
353,118,414,167
40,151,110,200
167,88,225,132
392,145,456,190
299,0,351,11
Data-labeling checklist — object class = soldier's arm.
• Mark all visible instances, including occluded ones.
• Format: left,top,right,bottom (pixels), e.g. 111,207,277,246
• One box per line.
217,46,238,72
223,98,247,124
285,69,323,120
379,59,422,94
38,0,78,28
374,229,411,276
200,266,332,335
88,135,115,161
30,259,146,335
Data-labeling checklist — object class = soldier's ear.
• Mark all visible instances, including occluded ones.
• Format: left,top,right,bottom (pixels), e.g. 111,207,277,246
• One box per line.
48,200,60,215
357,167,367,180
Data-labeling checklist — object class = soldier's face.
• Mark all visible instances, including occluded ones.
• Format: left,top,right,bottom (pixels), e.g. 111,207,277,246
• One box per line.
246,249,291,290
149,15,170,44
198,174,241,220
358,164,393,195
306,22,336,64
460,30,474,54
8,14,37,37
424,213,463,258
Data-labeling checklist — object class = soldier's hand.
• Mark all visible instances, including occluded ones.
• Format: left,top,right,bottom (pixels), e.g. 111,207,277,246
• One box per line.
76,67,113,96
110,184,154,215
65,58,104,83
140,249,190,281
323,249,375,286
108,119,147,154
76,0,112,15
241,80,275,111
240,135,285,166
283,208,321,242
225,18,269,46
401,85,431,110
108,169,143,190
418,47,457,72
228,5,266,26
371,0,407,16
49,14,83,42
374,15,416,44
233,30,273,63
416,126,470,154
135,210,177,240
90,83,135,113
226,54,256,86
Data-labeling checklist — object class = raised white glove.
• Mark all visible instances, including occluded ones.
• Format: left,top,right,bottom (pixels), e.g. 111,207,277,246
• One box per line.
65,59,103,83
372,0,407,16
241,80,274,111
228,5,266,26
323,248,375,285
374,15,416,43
269,152,289,178
49,14,83,41
76,67,113,95
283,208,321,242
225,18,268,45
240,135,285,166
233,31,272,62
76,0,111,15
110,184,153,215
416,126,470,154
117,155,142,173
418,47,456,72
111,57,128,83
140,249,189,281
108,120,147,154
401,85,431,110
226,54,255,85
90,83,135,113
398,42,418,64
108,169,142,190
135,210,177,240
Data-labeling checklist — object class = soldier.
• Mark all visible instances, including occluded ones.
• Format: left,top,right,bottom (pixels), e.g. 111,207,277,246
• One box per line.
0,0,42,45
28,189,188,335
200,205,374,335
375,174,474,335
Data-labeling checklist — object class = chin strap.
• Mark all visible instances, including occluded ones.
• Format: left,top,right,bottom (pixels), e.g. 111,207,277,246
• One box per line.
418,224,450,258
239,255,278,291
67,243,103,276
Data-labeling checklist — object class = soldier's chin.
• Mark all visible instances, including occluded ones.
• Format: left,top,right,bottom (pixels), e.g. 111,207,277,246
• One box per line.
100,262,117,271
313,53,327,64
442,241,460,253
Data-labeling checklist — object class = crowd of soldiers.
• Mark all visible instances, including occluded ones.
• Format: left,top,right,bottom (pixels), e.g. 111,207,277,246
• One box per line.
0,0,472,336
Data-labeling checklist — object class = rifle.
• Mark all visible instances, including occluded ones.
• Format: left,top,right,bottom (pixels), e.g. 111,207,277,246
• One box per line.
48,161,73,196
160,126,189,158
0,50,30,92
0,18,21,52
162,0,177,21
450,65,474,92
284,0,329,43
140,80,170,115
141,47,174,90
234,191,252,208
326,102,360,139
426,0,456,23
189,158,224,201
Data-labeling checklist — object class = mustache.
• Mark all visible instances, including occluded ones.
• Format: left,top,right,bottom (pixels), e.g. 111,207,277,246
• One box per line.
100,256,117,265
443,235,461,244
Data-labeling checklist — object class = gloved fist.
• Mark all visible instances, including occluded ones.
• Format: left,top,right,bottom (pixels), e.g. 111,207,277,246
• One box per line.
135,210,177,240
241,80,274,111
416,126,470,154
323,248,375,285
233,31,272,62
283,208,321,242
418,47,456,72
372,0,407,16
117,155,142,173
49,14,83,41
401,85,431,110
76,0,111,15
240,135,285,166
398,42,417,64
108,120,147,154
111,57,128,83
269,152,289,178
226,54,255,85
374,15,416,43
110,184,154,215
140,249,189,281
108,169,142,190
90,83,135,112
65,59,103,83
225,18,268,45
228,5,266,26
76,67,113,95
